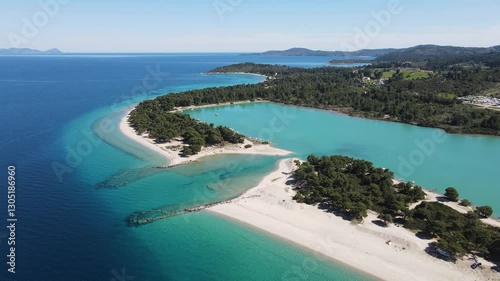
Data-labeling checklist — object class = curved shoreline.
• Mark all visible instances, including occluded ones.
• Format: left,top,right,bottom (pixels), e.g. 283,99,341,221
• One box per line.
171,99,268,112
118,94,498,280
119,108,292,167
206,70,498,137
208,158,498,281
202,71,270,79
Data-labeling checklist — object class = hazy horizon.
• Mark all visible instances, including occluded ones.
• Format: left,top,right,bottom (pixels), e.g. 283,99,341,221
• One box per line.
4,43,500,54
2,0,500,52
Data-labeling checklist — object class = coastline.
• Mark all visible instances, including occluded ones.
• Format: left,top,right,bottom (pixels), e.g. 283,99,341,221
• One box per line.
297,103,500,138
203,71,270,80
119,108,291,167
171,99,268,112
408,188,500,228
120,99,498,279
208,158,498,281
202,71,496,137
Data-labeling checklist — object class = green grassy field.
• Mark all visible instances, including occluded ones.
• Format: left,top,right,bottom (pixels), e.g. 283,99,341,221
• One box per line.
381,70,396,78
380,70,430,80
403,71,430,80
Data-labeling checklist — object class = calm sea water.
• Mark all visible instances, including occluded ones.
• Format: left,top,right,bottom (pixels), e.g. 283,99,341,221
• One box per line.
0,54,498,281
0,54,375,281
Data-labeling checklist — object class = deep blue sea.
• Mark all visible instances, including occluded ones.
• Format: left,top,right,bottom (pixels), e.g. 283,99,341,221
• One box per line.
0,54,376,281
0,54,498,281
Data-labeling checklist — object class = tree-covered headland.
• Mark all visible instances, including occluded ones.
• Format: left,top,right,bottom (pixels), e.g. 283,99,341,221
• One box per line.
293,155,500,262
131,60,500,139
129,108,244,155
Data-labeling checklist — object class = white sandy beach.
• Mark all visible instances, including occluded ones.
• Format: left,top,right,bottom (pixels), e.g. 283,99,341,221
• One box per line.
408,189,500,229
208,158,499,281
119,109,291,167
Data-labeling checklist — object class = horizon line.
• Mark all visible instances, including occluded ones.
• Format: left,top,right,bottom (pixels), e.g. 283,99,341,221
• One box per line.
2,43,500,54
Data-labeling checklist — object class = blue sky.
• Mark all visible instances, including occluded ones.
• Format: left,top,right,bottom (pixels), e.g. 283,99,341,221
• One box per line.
1,0,499,52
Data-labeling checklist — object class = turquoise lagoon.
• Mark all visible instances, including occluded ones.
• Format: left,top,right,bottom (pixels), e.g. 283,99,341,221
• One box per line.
189,102,500,214
87,93,500,281
84,79,499,281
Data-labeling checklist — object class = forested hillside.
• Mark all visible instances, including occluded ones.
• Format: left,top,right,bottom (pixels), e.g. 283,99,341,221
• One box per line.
374,44,500,62
243,47,402,57
131,62,500,136
371,45,500,70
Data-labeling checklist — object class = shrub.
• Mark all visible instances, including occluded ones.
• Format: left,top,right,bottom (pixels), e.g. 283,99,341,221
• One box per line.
377,213,393,227
459,199,471,207
476,206,493,218
444,187,459,202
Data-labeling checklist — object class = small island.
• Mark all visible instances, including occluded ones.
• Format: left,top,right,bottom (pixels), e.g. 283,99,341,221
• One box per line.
0,48,62,55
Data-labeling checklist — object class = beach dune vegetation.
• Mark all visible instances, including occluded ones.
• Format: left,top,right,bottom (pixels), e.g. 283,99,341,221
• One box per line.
444,187,459,201
292,155,425,220
129,109,245,155
293,155,500,261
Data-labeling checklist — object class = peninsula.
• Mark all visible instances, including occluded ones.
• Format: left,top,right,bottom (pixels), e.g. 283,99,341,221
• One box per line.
243,47,402,57
127,59,500,136
245,45,500,60
121,105,290,167
208,157,500,281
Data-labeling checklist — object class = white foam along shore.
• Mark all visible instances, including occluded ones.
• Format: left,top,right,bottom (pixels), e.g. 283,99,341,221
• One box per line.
119,107,291,167
208,158,499,281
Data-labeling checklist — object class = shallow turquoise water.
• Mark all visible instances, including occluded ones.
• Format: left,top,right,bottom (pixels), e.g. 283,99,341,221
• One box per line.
189,102,500,214
53,74,376,280
80,99,499,281
83,88,499,281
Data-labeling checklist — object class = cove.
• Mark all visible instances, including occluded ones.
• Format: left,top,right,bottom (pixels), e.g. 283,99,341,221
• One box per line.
188,102,500,214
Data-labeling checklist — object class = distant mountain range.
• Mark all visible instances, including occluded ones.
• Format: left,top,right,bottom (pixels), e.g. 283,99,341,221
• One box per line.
0,48,63,55
373,45,500,62
1,45,499,62
243,47,403,57
244,45,500,61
